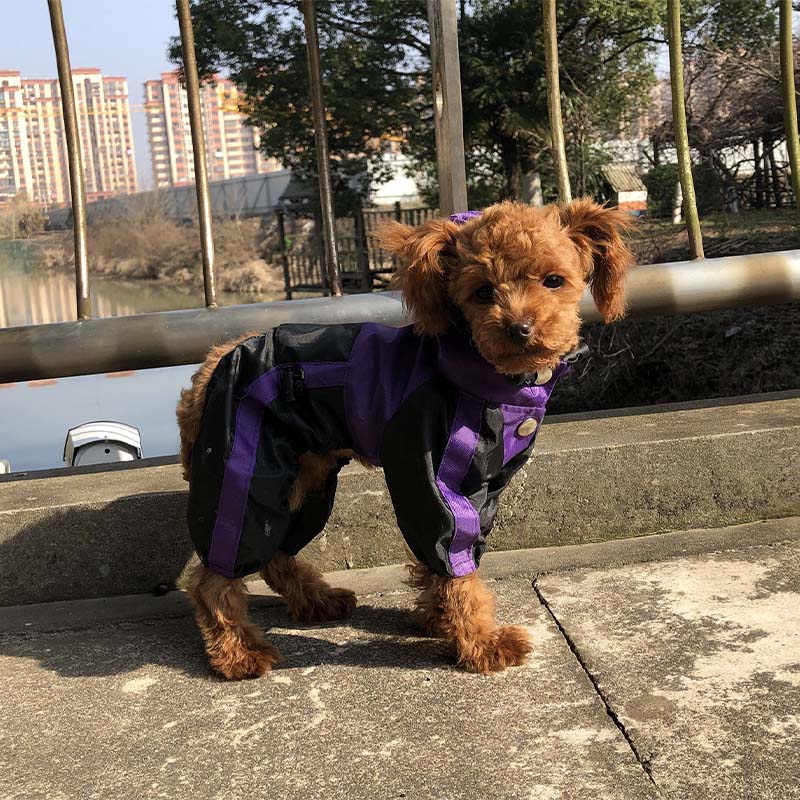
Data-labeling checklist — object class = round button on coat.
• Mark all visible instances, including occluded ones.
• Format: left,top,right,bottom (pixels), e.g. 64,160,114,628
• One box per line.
516,418,538,437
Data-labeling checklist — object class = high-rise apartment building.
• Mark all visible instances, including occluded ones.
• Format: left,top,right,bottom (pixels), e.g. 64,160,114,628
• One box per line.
0,69,137,206
144,71,277,188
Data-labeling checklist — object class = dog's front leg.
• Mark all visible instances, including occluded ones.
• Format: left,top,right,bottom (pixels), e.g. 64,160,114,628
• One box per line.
409,564,532,674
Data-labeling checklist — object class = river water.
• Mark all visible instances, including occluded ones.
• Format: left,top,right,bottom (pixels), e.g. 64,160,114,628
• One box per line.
0,239,264,473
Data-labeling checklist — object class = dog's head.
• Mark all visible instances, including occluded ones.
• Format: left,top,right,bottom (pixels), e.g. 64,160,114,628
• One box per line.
378,199,634,375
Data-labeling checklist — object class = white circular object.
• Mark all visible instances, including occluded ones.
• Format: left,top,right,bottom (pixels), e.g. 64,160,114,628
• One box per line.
516,418,538,437
64,421,143,467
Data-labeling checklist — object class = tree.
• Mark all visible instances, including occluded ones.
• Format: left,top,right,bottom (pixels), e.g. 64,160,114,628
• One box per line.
174,0,661,206
647,0,784,212
171,1,430,211
453,0,661,203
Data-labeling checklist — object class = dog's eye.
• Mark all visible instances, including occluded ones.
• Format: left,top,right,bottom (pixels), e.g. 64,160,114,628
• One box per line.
543,274,565,289
474,284,495,302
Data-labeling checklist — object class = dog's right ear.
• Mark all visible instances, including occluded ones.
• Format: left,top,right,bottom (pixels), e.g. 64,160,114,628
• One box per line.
377,218,459,336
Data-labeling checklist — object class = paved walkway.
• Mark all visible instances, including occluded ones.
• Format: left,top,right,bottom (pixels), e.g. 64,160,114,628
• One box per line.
1,518,798,800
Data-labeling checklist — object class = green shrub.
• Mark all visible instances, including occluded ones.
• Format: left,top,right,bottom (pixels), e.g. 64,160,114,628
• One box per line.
643,165,679,217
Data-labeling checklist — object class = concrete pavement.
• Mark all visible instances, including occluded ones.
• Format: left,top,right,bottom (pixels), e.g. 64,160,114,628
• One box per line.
1,518,799,799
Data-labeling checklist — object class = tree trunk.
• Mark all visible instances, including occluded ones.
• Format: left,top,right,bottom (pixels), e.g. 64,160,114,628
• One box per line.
651,135,661,167
766,137,783,208
522,171,543,206
501,138,521,200
753,139,764,208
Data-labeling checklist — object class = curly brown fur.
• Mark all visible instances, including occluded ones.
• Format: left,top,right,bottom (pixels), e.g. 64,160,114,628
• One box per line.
406,561,532,674
262,550,357,623
379,199,634,376
186,562,281,680
181,200,633,679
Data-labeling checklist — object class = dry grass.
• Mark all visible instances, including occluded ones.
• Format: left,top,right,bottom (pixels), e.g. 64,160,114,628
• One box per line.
553,208,800,413
630,208,800,265
40,213,285,299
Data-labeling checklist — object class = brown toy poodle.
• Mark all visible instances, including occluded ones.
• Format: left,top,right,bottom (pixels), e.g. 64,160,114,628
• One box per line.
176,199,633,679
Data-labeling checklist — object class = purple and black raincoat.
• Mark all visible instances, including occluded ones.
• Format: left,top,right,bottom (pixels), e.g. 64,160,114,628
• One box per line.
187,322,569,579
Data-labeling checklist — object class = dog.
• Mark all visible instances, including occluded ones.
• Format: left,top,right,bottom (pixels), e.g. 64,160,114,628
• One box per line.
176,199,633,680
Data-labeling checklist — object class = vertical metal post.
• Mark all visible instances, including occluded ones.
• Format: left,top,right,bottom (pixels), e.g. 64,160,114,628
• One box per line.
301,0,342,297
48,0,90,320
780,0,800,210
667,0,704,259
176,0,218,307
427,0,468,216
542,0,572,205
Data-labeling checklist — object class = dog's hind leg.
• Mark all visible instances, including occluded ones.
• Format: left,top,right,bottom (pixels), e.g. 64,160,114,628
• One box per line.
407,562,532,674
260,451,357,622
176,333,256,481
187,562,281,680
262,551,357,623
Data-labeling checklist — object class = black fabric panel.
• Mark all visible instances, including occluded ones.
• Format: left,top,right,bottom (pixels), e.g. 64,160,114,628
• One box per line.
455,405,505,569
480,433,537,539
265,386,351,455
281,463,343,556
379,378,457,575
187,327,354,578
272,323,363,365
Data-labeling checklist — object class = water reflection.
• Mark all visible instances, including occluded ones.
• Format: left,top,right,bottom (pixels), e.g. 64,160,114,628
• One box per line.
0,239,252,472
0,239,253,327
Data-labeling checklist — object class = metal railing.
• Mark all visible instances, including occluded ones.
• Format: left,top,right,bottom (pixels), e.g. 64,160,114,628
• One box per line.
2,0,800,386
176,0,218,307
47,0,90,319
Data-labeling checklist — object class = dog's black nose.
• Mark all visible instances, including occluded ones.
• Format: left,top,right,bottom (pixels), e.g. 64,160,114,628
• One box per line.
508,318,534,342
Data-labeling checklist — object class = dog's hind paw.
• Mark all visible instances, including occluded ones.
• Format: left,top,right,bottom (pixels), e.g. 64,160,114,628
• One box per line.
291,586,358,623
211,640,282,680
459,625,533,674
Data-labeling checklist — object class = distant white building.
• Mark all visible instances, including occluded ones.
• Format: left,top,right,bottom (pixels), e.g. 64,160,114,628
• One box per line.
0,68,138,206
144,71,279,189
368,145,422,206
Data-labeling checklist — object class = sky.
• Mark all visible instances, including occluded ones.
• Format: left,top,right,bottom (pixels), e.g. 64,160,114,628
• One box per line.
0,3,673,193
0,0,180,190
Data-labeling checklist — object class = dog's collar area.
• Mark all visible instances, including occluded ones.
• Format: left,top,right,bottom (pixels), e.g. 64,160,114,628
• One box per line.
501,343,590,388
437,331,571,406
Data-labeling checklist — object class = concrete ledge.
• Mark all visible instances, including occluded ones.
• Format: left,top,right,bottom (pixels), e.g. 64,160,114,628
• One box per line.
2,516,797,636
1,393,798,605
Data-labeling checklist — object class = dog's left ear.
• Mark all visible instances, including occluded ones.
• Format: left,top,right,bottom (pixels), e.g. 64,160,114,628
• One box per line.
376,217,459,336
559,198,635,322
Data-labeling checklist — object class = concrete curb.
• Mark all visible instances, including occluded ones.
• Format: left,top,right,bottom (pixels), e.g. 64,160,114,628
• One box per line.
1,394,798,605
1,516,796,636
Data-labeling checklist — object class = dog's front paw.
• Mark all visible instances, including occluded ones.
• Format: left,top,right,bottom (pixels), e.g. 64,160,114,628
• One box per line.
210,640,282,680
291,586,357,623
459,625,533,674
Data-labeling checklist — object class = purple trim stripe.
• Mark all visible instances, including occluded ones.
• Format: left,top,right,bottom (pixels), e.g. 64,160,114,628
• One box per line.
438,393,485,577
344,323,436,466
207,362,348,577
448,210,483,225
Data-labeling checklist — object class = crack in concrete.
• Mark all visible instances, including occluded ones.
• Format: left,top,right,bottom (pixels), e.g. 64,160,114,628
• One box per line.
532,577,663,797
